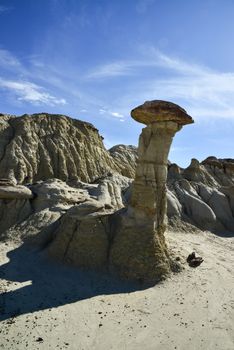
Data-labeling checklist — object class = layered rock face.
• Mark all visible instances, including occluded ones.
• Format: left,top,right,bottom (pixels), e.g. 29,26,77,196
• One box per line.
109,145,138,178
0,113,135,184
110,101,194,283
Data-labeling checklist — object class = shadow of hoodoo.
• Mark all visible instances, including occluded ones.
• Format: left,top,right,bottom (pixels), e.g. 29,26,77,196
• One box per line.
0,244,140,322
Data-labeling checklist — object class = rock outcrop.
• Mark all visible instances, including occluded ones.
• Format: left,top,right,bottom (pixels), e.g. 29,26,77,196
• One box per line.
0,106,233,286
0,113,136,184
167,157,234,233
47,173,132,267
109,145,138,178
110,100,194,283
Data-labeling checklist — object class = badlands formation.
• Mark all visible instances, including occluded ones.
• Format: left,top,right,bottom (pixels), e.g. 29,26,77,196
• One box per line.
0,102,233,350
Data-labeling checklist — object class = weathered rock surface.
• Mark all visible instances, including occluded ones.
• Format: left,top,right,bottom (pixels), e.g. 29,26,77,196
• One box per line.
110,101,194,283
131,100,193,125
0,174,132,263
0,113,135,184
109,145,138,178
0,184,33,200
167,157,234,233
0,110,233,286
47,173,132,268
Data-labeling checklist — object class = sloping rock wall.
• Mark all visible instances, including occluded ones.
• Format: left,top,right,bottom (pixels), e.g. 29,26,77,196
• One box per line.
109,145,138,178
0,113,136,184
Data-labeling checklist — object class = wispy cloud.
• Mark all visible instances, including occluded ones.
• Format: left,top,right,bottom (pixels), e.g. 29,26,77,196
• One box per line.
98,108,125,121
0,49,22,69
86,62,134,79
142,50,234,119
2,45,234,120
85,50,209,80
110,111,124,119
0,5,13,14
0,78,67,106
89,49,234,120
0,49,67,106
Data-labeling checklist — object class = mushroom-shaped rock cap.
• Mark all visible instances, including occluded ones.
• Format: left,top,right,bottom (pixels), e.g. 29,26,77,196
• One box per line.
131,100,194,125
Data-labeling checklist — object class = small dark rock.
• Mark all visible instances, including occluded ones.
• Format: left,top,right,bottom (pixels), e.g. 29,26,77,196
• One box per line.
36,337,43,342
187,252,203,267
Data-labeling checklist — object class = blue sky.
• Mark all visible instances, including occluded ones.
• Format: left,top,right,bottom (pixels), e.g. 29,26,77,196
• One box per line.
0,0,234,167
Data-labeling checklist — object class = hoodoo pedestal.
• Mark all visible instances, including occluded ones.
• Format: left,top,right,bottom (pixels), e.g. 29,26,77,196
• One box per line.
110,100,194,284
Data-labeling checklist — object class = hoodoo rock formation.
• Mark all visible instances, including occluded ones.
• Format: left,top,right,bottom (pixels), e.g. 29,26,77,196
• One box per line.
0,106,233,286
110,101,194,283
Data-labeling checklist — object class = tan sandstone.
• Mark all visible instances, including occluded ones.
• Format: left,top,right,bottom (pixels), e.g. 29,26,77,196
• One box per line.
110,100,194,284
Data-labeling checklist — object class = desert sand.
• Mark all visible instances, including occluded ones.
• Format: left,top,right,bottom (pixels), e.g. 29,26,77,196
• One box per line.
1,229,233,350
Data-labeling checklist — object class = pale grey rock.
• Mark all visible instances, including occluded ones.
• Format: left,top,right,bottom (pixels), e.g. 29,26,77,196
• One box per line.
30,178,89,211
167,190,182,218
0,184,33,199
221,186,234,215
91,173,131,210
202,157,234,186
197,183,214,203
183,158,216,186
167,158,234,233
176,186,218,231
207,190,234,231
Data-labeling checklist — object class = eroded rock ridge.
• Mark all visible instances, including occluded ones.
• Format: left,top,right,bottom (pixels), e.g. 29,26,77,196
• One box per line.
0,113,135,184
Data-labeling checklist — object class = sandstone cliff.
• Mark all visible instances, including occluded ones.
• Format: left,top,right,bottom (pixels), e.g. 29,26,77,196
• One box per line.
109,145,138,178
0,113,136,184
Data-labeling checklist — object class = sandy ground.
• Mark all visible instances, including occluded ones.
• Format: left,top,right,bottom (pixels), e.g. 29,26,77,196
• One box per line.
0,230,233,350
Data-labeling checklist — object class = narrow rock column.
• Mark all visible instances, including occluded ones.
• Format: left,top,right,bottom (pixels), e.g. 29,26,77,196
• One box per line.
110,100,193,284
130,121,181,232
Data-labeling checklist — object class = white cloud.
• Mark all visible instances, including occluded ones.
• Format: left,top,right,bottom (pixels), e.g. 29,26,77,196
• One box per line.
0,78,67,106
99,108,106,114
2,46,234,121
0,49,21,69
84,50,209,80
86,62,134,79
98,108,125,121
92,49,234,120
110,112,124,119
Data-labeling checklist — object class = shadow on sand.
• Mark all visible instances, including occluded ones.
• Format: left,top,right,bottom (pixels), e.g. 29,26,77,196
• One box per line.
0,243,142,322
